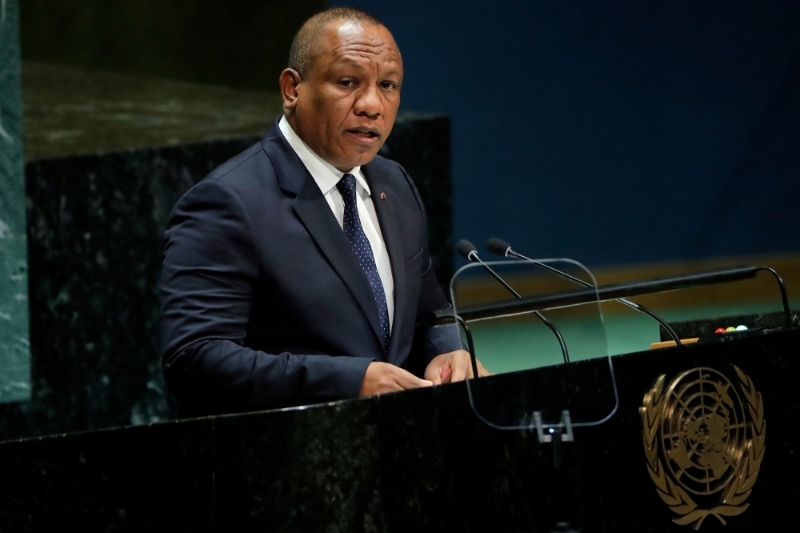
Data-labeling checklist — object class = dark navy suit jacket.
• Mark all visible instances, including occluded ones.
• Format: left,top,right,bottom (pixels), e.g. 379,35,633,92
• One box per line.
160,123,461,413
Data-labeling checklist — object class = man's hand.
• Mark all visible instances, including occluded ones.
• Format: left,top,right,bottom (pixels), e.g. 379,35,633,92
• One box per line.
424,350,491,385
360,362,433,397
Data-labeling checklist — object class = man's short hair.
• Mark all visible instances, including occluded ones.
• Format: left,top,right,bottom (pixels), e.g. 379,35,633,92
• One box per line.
288,7,385,79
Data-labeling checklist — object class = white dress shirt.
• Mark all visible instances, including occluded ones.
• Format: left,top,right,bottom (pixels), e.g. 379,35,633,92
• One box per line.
278,116,395,330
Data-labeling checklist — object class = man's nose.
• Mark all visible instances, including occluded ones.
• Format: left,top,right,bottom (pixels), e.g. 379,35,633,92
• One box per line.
354,84,382,118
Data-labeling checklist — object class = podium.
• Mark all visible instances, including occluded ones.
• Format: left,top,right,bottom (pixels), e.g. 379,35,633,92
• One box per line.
1,324,797,532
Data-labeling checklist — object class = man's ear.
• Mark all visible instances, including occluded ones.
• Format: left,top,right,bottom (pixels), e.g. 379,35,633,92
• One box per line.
279,68,302,112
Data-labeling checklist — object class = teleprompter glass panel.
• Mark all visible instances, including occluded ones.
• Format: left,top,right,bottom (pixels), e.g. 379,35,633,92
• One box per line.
449,259,619,431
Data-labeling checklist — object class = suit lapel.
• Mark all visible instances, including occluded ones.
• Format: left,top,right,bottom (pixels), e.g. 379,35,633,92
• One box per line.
363,164,406,363
261,125,385,348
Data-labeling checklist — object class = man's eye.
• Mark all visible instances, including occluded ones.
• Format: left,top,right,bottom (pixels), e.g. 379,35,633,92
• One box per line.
380,82,397,90
339,80,355,88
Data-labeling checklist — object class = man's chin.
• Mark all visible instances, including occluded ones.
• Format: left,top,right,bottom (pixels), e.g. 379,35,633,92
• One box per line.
333,149,382,171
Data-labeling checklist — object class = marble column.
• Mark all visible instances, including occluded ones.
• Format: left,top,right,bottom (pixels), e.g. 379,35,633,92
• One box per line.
0,0,29,403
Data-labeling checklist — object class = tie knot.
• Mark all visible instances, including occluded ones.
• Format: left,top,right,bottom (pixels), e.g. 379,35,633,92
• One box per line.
336,174,357,199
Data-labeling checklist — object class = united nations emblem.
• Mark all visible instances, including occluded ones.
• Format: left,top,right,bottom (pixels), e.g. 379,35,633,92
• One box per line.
640,365,766,529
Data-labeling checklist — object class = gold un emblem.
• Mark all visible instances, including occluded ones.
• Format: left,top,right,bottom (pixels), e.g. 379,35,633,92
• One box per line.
640,365,765,529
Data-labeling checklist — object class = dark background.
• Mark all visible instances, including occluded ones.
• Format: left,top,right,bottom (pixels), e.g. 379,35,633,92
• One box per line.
332,0,800,266
20,0,326,91
20,0,800,267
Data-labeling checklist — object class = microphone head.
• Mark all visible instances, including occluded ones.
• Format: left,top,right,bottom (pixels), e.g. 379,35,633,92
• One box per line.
455,239,479,261
486,238,512,257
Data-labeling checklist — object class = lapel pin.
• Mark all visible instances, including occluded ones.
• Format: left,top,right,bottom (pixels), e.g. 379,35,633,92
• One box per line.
380,192,386,200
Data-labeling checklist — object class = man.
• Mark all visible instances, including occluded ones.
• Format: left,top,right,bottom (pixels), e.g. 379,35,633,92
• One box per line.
160,8,481,414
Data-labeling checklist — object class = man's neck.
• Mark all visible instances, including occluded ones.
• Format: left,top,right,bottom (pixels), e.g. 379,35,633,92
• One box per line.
279,115,358,177
278,115,369,196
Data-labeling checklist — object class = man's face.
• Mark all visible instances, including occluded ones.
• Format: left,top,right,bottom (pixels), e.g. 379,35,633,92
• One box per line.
283,21,403,172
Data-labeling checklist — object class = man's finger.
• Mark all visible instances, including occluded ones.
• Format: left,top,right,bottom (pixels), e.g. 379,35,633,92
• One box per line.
400,373,433,390
391,365,432,390
424,354,448,384
450,355,469,382
361,362,428,396
477,361,493,377
439,361,453,384
416,378,434,388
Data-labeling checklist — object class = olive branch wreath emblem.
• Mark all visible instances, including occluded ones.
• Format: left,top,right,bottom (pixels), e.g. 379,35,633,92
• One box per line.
640,365,766,530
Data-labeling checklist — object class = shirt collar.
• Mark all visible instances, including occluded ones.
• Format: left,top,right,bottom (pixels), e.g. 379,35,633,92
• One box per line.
278,115,371,196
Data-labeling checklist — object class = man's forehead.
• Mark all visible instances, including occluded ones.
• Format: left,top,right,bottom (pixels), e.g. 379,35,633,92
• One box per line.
335,20,367,39
324,20,400,59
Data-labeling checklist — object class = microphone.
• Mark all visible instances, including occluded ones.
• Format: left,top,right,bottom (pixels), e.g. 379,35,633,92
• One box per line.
485,238,512,257
457,240,522,298
456,239,480,263
456,239,570,363
485,238,682,345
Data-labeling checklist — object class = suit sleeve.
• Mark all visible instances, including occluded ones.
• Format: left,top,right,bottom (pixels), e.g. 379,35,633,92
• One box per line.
400,166,466,373
412,257,465,371
160,180,371,412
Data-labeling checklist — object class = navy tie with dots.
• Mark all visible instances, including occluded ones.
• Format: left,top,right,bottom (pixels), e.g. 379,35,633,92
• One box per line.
336,174,391,353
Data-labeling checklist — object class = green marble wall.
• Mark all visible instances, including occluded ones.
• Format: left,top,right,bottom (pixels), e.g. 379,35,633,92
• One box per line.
0,0,30,403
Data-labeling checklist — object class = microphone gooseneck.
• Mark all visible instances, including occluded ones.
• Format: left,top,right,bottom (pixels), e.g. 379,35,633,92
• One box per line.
484,238,683,346
456,239,570,363
456,240,521,298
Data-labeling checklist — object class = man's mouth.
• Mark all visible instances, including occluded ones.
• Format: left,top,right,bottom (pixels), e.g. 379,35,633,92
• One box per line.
345,128,380,140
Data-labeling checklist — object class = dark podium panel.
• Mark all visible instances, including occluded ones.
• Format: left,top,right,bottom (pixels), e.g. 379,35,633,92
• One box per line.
2,328,797,532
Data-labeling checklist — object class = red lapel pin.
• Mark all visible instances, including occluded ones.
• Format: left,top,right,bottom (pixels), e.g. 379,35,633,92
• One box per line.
380,192,386,200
